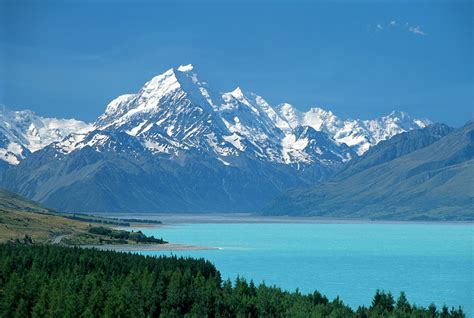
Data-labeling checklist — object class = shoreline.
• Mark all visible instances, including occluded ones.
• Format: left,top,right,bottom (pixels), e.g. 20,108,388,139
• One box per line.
81,242,219,252
97,213,473,226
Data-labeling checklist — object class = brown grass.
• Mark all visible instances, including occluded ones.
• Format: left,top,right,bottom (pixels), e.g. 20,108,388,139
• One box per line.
0,208,91,243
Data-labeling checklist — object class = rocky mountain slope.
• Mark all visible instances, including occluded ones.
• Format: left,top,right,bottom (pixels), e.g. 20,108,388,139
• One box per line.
263,121,474,220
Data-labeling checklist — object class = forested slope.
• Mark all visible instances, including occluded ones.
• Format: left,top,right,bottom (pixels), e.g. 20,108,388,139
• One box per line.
0,244,465,317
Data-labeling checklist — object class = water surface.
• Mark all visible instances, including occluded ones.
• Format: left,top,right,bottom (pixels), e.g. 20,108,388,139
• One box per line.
134,223,473,315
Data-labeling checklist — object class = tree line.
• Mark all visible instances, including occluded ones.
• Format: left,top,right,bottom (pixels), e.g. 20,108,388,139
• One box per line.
88,226,166,244
0,244,465,317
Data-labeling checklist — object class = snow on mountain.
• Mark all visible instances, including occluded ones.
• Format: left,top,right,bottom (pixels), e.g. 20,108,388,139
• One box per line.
88,65,355,166
1,64,430,167
64,64,429,166
0,105,93,165
277,103,430,155
278,103,301,130
329,111,431,155
92,64,237,159
281,126,354,165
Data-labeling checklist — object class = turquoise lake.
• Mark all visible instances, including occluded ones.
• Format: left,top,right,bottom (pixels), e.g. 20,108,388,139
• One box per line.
134,223,473,315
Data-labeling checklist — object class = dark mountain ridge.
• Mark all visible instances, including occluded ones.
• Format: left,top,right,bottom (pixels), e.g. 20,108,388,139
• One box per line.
263,121,474,221
2,129,329,213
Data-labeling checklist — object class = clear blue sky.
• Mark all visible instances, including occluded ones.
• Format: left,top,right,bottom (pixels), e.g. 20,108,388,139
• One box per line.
1,0,472,126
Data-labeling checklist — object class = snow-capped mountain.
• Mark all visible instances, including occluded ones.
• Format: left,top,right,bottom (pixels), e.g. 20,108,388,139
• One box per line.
56,64,427,167
53,64,351,166
277,104,431,155
0,64,433,213
0,105,92,165
0,65,429,167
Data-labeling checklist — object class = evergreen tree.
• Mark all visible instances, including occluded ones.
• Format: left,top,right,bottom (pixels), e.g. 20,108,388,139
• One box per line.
0,244,465,318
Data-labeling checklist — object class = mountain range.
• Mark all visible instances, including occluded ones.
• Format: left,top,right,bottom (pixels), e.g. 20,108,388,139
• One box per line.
0,105,92,167
0,64,446,215
264,121,474,220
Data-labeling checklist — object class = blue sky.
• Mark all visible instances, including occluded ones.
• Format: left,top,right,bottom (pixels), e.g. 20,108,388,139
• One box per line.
1,0,472,126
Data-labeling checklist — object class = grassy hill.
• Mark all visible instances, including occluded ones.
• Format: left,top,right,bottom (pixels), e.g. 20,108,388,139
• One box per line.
0,188,165,244
0,188,83,242
264,121,474,221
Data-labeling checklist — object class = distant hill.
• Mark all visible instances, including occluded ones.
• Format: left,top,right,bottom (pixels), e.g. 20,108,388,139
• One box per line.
0,188,52,214
263,121,474,221
0,188,88,243
0,188,155,244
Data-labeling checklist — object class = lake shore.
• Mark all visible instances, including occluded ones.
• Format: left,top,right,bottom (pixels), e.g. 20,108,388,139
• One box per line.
82,242,219,252
97,212,473,225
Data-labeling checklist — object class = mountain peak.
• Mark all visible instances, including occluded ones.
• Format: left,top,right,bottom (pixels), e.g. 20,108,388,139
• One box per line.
387,110,408,119
277,103,301,129
135,64,208,106
0,104,92,165
307,107,333,116
228,87,245,99
141,64,198,92
279,103,294,110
